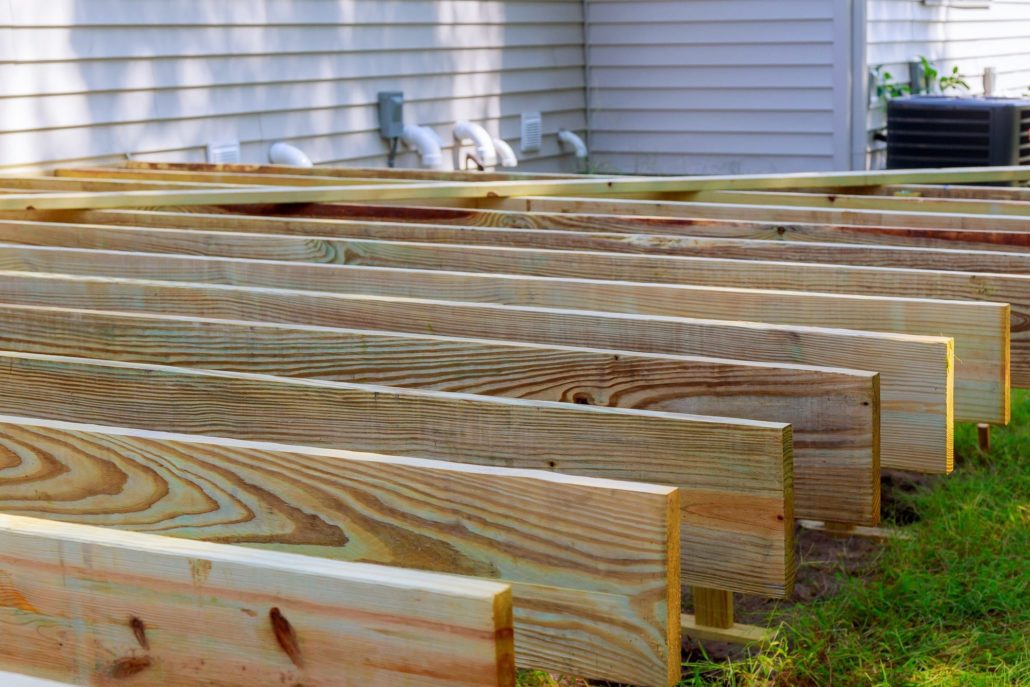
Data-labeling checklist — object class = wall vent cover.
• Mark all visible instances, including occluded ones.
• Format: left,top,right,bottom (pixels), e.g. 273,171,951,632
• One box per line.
206,141,241,164
520,112,542,153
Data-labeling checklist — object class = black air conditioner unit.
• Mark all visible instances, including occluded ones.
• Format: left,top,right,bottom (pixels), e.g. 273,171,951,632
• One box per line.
886,96,1030,169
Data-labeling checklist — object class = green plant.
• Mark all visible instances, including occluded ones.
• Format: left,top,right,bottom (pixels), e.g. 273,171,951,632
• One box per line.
874,65,911,101
918,56,971,94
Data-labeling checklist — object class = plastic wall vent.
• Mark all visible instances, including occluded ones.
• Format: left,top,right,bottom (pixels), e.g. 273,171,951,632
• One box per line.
520,112,542,154
206,141,241,164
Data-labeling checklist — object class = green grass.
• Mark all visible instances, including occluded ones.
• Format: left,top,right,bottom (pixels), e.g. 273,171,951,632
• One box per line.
520,391,1030,687
679,390,1030,687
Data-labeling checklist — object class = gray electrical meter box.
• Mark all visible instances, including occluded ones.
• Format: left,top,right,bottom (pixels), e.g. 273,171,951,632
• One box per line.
377,91,405,139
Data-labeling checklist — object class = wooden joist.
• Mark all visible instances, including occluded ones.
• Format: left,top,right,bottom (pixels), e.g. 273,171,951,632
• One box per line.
493,196,1030,233
1,165,1030,212
0,176,245,192
0,270,953,473
125,159,583,181
0,303,879,526
21,204,1030,255
661,189,1030,219
206,202,1030,252
0,236,1004,420
124,161,1030,191
0,350,794,599
9,213,1030,275
0,416,680,686
55,166,422,188
0,244,993,463
882,184,1030,202
0,233,1003,429
0,511,516,687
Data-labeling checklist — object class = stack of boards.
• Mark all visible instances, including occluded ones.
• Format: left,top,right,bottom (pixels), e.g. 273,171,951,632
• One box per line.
0,161,1026,687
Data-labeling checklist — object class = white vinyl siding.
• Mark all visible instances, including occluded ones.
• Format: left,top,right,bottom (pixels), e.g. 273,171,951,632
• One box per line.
867,0,1030,165
0,0,587,173
584,0,857,175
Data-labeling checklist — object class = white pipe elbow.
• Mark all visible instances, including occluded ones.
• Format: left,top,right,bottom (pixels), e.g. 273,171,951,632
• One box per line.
492,137,518,168
402,125,444,168
268,142,313,167
557,129,589,160
453,121,498,168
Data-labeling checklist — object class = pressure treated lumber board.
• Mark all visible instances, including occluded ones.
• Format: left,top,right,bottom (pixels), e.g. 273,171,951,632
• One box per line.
0,176,243,192
492,197,1030,233
0,271,953,474
0,416,679,686
9,215,1030,277
2,165,1030,211
883,185,1030,202
0,242,1000,437
0,303,879,526
55,166,420,188
0,350,793,598
668,190,1030,219
126,159,582,181
215,202,1030,251
0,512,516,687
20,206,1030,255
773,185,1030,204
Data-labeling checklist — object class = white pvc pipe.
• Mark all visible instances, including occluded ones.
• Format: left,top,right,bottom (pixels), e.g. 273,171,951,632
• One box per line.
492,137,518,168
268,142,313,167
557,129,589,160
401,125,444,168
453,121,498,168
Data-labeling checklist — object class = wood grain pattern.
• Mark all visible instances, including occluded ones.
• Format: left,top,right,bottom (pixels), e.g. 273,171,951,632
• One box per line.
0,235,998,431
0,349,794,599
0,270,953,473
0,416,679,686
8,214,1030,276
0,242,990,468
205,202,1030,251
0,176,241,192
497,196,1030,233
0,303,879,526
0,511,516,687
20,206,1030,255
672,190,1030,219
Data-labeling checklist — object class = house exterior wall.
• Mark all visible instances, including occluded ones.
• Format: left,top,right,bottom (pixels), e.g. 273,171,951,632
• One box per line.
867,0,1030,166
0,0,587,173
583,0,860,175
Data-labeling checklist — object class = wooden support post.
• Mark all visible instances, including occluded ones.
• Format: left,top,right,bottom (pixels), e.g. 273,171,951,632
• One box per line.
682,588,774,647
978,423,992,453
693,587,734,629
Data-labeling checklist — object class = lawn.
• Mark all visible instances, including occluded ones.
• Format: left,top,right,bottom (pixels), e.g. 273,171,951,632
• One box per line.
523,390,1030,687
